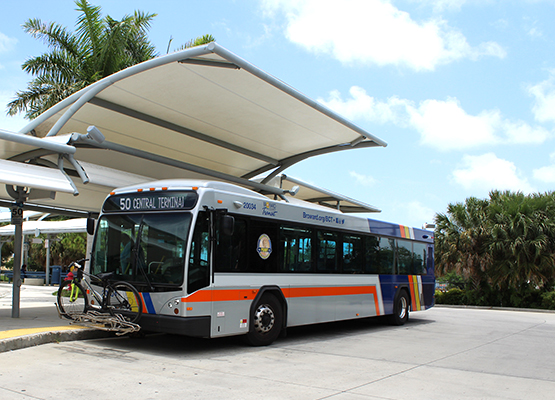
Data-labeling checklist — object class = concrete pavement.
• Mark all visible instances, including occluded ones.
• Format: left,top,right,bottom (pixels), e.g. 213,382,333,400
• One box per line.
0,282,112,352
1,305,555,399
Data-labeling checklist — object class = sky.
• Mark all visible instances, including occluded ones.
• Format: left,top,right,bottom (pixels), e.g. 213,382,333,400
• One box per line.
1,0,555,229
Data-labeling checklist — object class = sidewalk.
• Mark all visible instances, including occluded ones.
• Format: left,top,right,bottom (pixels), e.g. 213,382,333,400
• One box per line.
0,282,112,352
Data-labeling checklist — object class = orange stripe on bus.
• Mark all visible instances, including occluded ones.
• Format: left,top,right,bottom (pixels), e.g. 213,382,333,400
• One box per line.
184,289,260,303
286,286,377,298
408,276,417,310
139,293,148,314
183,285,381,315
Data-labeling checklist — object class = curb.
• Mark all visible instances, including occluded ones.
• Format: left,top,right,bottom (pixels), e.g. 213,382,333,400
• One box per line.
0,327,114,353
434,304,555,313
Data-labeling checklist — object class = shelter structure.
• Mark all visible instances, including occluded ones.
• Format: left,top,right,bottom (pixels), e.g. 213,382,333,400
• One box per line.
0,219,87,285
257,174,380,213
0,42,387,317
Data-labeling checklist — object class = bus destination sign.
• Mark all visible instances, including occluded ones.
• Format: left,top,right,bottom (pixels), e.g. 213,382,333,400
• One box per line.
103,191,198,212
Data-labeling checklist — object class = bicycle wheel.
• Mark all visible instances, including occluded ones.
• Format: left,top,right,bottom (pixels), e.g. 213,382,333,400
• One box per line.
106,281,143,323
57,280,88,320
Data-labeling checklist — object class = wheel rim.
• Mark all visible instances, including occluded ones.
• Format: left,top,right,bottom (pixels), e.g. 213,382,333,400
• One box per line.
398,297,407,319
253,304,275,334
59,283,86,316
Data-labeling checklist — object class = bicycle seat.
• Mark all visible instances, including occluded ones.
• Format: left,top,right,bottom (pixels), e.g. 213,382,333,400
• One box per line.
96,272,115,282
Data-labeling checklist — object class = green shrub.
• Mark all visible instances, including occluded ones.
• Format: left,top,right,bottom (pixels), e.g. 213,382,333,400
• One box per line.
436,271,468,290
541,292,555,310
436,288,467,305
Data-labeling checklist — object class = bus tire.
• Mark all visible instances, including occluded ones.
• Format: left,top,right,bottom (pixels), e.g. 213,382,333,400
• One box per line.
245,294,282,346
389,289,410,326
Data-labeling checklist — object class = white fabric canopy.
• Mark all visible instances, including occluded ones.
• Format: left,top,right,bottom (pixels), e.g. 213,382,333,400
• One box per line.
0,43,386,214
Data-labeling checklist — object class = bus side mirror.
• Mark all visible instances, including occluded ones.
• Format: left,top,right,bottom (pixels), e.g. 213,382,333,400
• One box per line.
221,215,235,236
86,217,95,236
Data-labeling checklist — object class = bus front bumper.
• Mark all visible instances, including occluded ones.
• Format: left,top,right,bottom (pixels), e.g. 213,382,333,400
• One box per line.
138,314,211,338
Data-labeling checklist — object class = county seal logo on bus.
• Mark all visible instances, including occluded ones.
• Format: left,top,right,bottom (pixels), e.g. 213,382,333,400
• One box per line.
257,233,272,259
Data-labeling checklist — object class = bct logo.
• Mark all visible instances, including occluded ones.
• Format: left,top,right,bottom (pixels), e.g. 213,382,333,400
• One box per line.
262,202,277,216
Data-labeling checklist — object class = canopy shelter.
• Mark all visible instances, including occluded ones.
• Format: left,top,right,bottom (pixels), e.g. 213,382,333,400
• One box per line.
257,174,381,213
0,42,387,317
0,42,386,214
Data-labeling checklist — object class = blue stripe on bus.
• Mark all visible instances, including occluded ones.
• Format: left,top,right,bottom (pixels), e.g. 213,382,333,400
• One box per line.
141,292,156,314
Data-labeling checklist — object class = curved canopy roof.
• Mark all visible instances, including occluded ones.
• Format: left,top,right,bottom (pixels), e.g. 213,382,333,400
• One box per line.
256,174,381,213
0,42,386,215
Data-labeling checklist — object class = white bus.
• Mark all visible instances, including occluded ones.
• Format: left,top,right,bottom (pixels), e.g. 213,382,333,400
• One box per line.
89,179,435,345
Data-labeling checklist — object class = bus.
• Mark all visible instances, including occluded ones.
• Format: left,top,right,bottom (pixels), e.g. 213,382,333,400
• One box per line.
89,179,435,345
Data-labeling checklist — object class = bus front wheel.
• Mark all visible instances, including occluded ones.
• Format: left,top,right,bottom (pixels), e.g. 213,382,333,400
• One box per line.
245,294,282,346
390,290,410,326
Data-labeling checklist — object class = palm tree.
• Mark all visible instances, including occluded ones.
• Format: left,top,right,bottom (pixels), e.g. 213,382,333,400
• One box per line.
435,197,492,291
436,191,555,300
7,0,214,120
488,191,555,290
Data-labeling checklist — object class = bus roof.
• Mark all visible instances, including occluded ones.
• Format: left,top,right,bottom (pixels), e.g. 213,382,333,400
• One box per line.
0,43,386,216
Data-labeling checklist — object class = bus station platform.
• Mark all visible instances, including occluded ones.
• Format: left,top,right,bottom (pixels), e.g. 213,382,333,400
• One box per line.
0,283,111,352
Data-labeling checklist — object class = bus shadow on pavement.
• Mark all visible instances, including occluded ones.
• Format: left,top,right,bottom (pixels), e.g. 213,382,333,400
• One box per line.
88,314,435,357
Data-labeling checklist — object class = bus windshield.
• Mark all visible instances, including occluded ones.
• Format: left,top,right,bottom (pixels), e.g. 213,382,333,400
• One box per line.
91,212,192,289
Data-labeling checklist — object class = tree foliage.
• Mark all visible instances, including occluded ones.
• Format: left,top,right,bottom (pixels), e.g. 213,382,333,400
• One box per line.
435,190,555,306
7,0,214,119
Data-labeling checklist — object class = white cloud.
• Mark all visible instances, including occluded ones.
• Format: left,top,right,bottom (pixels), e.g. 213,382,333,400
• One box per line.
533,165,555,183
407,98,551,150
261,0,505,71
502,120,551,144
0,32,17,53
414,0,468,12
320,87,550,151
533,151,555,183
349,170,377,187
529,72,555,123
452,153,534,193
405,201,436,227
407,98,500,150
319,87,408,124
384,199,437,229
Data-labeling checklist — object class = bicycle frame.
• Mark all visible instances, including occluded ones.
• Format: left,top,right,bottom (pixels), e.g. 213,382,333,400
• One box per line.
66,266,122,313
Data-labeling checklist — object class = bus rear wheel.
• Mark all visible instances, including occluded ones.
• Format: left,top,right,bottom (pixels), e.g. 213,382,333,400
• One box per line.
245,294,282,346
389,290,410,326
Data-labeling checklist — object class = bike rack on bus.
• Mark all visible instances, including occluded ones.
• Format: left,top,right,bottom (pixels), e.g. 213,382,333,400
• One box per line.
55,304,141,336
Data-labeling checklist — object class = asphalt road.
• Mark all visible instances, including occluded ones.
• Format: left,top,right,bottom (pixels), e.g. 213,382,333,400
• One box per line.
1,306,554,399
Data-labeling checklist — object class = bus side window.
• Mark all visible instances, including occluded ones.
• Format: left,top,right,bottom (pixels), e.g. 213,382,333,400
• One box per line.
342,234,363,273
280,226,313,272
188,213,210,293
366,236,395,274
317,230,338,273
413,242,427,275
397,239,413,275
215,217,247,272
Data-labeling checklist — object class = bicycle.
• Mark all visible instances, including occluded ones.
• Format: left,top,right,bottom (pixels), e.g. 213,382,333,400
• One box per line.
57,259,143,324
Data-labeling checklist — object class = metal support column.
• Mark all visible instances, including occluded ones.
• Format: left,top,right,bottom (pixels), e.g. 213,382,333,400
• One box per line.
11,213,23,318
8,186,28,318
45,234,51,285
